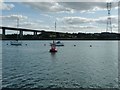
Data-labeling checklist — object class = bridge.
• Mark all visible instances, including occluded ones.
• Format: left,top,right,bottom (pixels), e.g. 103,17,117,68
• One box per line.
0,26,44,37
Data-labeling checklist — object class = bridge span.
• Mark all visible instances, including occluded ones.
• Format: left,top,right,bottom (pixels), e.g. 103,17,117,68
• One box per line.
0,26,44,37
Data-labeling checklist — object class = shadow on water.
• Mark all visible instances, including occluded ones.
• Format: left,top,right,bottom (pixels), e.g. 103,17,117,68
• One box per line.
51,52,56,58
50,52,57,61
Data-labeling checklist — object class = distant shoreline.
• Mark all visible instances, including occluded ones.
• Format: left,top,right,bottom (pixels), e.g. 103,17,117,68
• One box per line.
1,39,120,40
1,31,120,40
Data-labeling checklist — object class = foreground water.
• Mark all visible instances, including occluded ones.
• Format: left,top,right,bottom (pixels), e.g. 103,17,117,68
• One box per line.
2,40,118,89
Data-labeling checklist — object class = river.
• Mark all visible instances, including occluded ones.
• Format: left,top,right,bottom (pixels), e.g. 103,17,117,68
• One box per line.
1,40,119,89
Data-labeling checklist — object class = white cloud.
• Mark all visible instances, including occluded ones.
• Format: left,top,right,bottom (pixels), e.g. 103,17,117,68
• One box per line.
1,14,47,30
1,14,28,20
23,2,71,13
0,2,14,10
60,2,118,12
19,21,48,29
57,17,94,25
20,22,36,26
56,15,118,33
57,15,118,25
40,14,53,18
95,15,118,24
22,2,118,13
60,25,97,30
56,25,99,33
1,14,28,28
4,0,118,2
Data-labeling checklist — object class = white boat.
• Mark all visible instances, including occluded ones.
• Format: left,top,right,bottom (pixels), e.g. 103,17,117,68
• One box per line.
10,40,22,46
50,41,64,46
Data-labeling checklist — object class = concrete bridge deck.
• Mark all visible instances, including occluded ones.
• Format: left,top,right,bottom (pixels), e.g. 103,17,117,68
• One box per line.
0,26,44,36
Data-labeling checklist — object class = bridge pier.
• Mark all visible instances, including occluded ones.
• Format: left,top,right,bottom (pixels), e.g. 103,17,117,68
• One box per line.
33,31,37,39
2,28,5,35
34,31,37,36
19,30,23,38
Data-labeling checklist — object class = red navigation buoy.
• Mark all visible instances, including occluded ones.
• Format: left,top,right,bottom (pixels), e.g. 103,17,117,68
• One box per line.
49,41,57,52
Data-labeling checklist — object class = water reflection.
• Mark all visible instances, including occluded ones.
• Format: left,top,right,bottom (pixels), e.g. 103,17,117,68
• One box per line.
50,52,57,60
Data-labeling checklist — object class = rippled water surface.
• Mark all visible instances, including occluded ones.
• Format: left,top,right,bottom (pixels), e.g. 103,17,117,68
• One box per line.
2,40,118,89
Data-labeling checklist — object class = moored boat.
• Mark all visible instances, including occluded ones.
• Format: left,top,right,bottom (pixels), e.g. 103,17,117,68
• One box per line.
50,41,64,46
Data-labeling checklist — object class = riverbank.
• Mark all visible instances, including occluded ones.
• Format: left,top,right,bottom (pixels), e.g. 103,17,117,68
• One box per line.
1,38,120,40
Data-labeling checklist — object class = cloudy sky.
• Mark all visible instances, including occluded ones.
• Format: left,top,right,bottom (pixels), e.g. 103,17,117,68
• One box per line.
0,0,119,34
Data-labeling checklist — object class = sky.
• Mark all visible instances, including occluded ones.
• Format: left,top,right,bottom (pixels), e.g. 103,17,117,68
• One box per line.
0,0,119,34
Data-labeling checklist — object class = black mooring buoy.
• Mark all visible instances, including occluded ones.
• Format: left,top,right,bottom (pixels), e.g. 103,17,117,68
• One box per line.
44,44,46,46
90,45,92,47
74,45,76,46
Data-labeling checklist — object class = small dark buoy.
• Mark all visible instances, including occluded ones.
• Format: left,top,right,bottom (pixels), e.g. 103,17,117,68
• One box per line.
90,45,92,47
74,45,76,46
44,44,46,46
6,43,8,45
25,44,27,46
